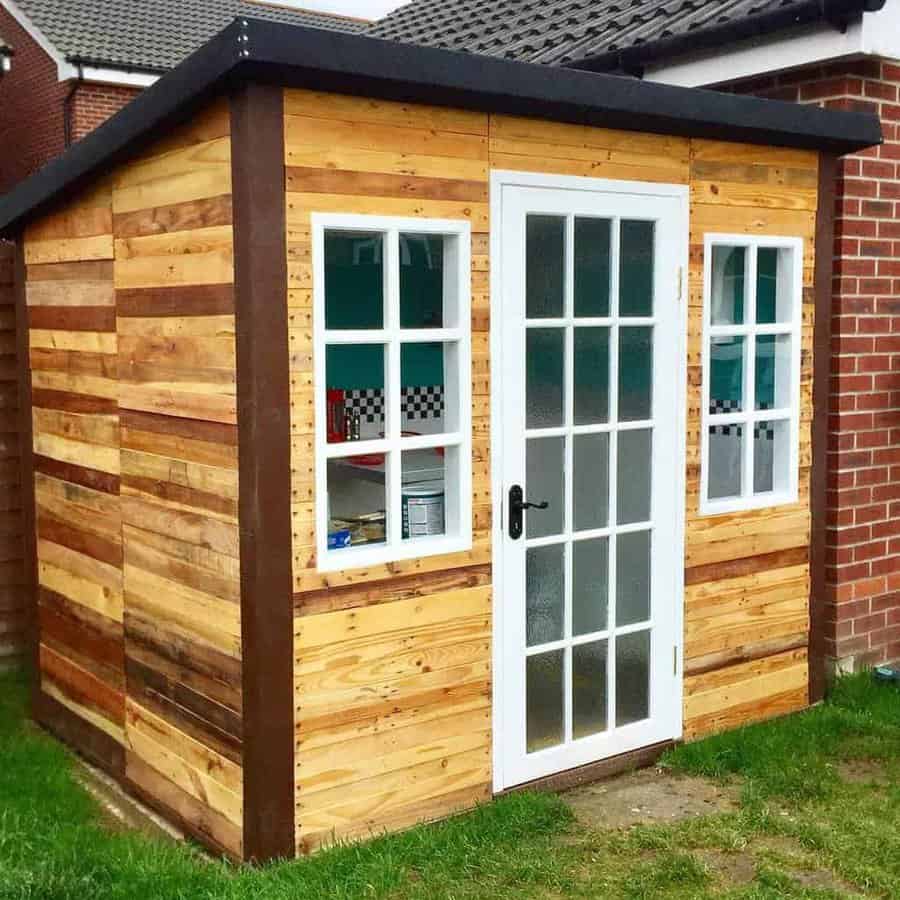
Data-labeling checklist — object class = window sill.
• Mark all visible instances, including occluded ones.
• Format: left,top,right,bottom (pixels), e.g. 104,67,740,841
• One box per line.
699,490,799,518
316,533,473,573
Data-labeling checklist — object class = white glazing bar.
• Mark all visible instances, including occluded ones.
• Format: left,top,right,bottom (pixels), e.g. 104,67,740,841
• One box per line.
386,229,402,548
563,212,575,745
607,216,621,734
743,246,759,498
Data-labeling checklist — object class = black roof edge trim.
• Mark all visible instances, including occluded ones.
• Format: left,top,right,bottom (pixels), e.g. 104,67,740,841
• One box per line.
66,54,170,76
0,17,883,238
570,0,887,74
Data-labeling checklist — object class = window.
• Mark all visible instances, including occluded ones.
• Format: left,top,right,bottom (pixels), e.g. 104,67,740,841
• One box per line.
312,214,472,570
701,235,802,514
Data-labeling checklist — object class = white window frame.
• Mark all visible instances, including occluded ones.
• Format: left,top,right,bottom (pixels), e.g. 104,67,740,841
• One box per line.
311,212,473,572
700,233,803,516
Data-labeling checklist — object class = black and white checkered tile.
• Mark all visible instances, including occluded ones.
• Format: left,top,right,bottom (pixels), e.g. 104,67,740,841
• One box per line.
708,396,774,442
342,386,445,423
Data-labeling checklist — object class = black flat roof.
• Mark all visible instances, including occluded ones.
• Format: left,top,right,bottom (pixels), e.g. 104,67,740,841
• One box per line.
0,17,881,237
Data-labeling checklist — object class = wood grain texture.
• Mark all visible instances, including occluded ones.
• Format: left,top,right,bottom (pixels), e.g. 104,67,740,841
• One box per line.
0,243,25,667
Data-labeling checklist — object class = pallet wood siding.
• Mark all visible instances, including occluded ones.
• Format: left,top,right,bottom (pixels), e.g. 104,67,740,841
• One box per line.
285,88,493,853
287,90,819,851
0,243,25,668
20,100,244,858
111,98,243,858
22,179,126,770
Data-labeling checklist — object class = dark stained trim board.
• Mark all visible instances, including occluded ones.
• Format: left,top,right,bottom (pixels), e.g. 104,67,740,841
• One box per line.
230,81,295,863
13,238,38,700
810,152,839,704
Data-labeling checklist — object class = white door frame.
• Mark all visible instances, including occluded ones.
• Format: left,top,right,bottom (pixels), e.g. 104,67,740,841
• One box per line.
489,170,690,791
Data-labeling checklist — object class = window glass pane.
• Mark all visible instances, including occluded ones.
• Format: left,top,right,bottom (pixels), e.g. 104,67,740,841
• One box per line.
756,247,794,324
326,344,385,443
574,433,609,531
617,429,652,525
616,531,651,627
400,233,445,328
709,335,744,414
401,450,446,540
573,641,608,740
755,334,792,411
574,327,610,425
526,215,565,319
526,544,564,647
616,630,650,727
573,537,609,636
527,328,565,428
325,230,384,329
326,457,387,551
526,437,564,539
619,220,654,317
708,423,743,500
618,326,653,421
754,419,790,495
710,245,746,325
574,217,611,317
527,650,564,752
401,342,452,434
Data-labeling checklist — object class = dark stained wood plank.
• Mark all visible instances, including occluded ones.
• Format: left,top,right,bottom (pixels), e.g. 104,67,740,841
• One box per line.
34,455,120,495
113,195,233,239
286,166,489,202
685,546,809,586
121,473,237,519
116,283,235,318
37,512,124,567
28,306,116,332
684,632,809,678
26,260,114,282
40,642,125,724
119,409,238,445
39,587,124,672
29,348,117,378
31,388,118,415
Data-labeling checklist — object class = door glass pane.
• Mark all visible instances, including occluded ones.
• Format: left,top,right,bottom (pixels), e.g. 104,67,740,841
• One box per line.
325,344,385,443
617,429,651,525
526,215,565,319
526,544,564,647
527,328,564,428
573,537,609,636
527,650,564,752
573,641,608,740
400,232,445,328
574,327,610,425
708,423,743,500
619,220,654,318
325,230,384,330
526,437,564,539
710,245,746,325
756,247,794,325
326,458,387,551
574,217,611,318
710,336,744,414
755,334,791,411
618,327,652,421
754,418,790,495
616,630,650,727
574,433,609,531
616,531,651,627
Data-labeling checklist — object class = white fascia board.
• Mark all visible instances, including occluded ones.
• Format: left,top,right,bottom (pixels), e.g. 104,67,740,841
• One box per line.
80,66,159,88
1,0,160,86
860,0,900,59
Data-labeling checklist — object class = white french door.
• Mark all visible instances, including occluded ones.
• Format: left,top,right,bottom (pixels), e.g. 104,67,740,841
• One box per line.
491,172,688,789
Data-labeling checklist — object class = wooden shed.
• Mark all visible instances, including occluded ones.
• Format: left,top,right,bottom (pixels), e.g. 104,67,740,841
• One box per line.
0,19,881,863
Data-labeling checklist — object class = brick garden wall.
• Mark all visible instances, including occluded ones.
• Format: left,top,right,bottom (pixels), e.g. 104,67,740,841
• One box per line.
728,59,900,671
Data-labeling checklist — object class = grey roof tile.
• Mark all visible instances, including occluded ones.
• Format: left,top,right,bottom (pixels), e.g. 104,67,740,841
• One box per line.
367,0,813,67
13,0,367,72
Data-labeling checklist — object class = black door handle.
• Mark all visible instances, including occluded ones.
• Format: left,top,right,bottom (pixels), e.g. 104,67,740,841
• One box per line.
508,485,549,540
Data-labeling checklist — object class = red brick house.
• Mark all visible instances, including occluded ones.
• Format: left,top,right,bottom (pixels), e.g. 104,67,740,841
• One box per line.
371,0,900,674
0,0,367,193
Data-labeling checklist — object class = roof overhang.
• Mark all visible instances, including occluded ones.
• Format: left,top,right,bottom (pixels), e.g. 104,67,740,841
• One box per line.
0,17,883,237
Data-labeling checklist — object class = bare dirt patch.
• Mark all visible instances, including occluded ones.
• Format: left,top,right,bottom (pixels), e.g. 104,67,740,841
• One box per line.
696,849,756,886
836,759,890,787
787,866,863,896
565,767,740,829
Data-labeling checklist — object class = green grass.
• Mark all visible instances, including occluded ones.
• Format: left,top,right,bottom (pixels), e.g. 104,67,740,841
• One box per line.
0,667,898,899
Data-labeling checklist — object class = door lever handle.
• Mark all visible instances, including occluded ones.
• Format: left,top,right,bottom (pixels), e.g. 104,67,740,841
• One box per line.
508,485,549,539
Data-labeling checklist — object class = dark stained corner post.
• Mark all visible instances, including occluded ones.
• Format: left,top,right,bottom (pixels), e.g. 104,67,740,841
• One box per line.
810,152,838,705
230,81,295,862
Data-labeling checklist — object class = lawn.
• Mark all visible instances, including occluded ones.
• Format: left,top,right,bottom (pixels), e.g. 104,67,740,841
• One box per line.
0,669,898,899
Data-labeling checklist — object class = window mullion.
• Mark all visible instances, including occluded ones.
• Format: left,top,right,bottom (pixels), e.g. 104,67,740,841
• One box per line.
386,229,402,548
743,247,758,498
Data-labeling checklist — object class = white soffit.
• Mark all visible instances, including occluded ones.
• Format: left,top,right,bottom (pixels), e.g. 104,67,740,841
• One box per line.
644,3,900,89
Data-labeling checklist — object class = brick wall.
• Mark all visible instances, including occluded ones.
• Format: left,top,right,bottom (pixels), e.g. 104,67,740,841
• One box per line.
0,5,67,193
0,242,25,670
70,83,140,142
729,59,900,671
